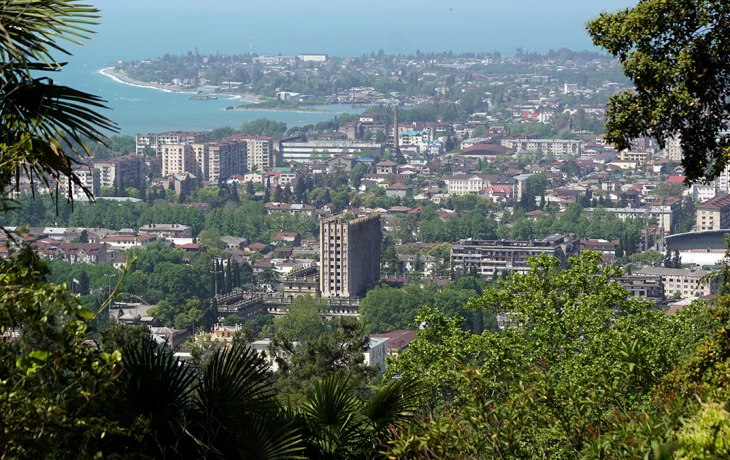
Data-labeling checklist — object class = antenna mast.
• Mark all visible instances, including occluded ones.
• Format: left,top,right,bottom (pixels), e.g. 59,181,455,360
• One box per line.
249,37,253,56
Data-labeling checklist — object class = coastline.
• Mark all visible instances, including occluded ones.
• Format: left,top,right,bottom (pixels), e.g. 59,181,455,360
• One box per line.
98,67,264,103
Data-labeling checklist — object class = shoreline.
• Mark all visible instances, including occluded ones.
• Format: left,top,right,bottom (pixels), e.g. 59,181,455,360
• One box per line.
98,67,264,103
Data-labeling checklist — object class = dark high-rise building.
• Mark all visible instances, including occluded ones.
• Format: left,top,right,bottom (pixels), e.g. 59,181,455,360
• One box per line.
319,214,381,298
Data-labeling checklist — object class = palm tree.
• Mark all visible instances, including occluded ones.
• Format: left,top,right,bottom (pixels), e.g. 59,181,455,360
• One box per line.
0,0,116,202
291,371,423,459
114,338,303,458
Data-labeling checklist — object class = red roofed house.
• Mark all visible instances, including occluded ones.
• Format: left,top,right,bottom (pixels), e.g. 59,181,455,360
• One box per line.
667,175,686,184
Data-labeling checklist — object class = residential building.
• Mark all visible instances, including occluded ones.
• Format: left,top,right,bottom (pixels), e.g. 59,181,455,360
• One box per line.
364,337,389,373
500,138,582,155
585,205,676,234
298,53,328,62
696,194,730,231
385,182,413,198
136,131,208,156
368,330,416,357
618,275,664,303
279,138,384,163
634,267,716,299
450,234,580,278
59,165,100,201
665,135,683,162
443,174,503,195
376,161,397,175
161,143,196,177
138,224,193,239
56,242,111,265
265,202,317,222
319,214,381,298
101,233,157,250
620,150,651,166
223,135,273,171
208,141,247,180
93,155,143,190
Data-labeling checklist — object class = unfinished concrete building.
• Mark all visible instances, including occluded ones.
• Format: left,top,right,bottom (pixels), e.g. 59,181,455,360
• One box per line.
319,214,381,298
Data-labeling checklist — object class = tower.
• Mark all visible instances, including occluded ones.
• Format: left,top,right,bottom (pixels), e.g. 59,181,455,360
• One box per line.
319,214,381,298
393,105,399,152
249,37,253,56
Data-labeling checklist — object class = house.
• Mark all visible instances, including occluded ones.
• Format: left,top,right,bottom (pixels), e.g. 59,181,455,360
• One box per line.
101,233,157,250
271,232,301,247
56,242,112,265
385,182,413,198
376,161,397,175
369,330,417,357
327,155,355,172
220,236,248,250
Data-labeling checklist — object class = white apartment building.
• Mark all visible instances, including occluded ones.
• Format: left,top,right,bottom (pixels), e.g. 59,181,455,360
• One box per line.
398,129,433,154
665,135,683,162
59,165,100,201
634,267,716,299
161,143,196,177
298,53,328,62
696,194,730,231
691,183,717,202
136,131,208,156
500,138,582,155
93,155,143,190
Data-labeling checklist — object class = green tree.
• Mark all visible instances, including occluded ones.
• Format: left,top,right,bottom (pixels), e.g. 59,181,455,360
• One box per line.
587,0,730,182
273,295,329,342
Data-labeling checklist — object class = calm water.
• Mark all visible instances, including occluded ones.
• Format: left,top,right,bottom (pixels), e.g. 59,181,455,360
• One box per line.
56,0,636,135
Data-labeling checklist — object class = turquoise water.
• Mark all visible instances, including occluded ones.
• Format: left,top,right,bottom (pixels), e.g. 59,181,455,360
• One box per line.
55,0,636,135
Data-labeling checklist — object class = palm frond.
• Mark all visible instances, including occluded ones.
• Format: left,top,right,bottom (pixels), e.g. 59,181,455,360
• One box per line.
362,377,424,432
196,341,278,420
235,415,305,460
0,0,100,65
120,338,197,418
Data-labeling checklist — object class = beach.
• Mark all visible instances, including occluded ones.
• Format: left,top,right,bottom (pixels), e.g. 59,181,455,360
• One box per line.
99,67,264,103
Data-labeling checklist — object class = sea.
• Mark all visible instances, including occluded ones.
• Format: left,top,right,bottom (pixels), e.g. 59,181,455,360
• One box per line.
55,0,635,136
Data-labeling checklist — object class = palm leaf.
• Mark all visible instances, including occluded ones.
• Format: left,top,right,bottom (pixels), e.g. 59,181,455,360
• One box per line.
196,342,304,458
299,371,368,455
119,338,197,419
362,377,424,432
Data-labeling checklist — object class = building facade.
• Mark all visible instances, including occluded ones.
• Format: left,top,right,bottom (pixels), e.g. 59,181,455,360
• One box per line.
500,138,582,155
93,155,143,190
634,267,716,299
161,143,196,177
136,131,209,156
279,139,385,164
696,194,730,231
319,214,381,298
450,234,580,278
59,165,100,201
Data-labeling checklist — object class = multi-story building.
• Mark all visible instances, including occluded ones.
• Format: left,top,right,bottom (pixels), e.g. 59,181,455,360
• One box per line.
585,205,677,234
319,214,381,298
696,194,730,231
450,234,580,278
136,131,208,156
223,135,273,171
298,53,328,62
209,141,246,181
93,155,143,190
500,138,582,155
618,275,664,303
398,129,433,153
443,174,508,195
665,135,683,162
620,150,651,166
138,224,193,239
59,165,100,201
634,267,716,299
161,143,196,177
279,138,384,164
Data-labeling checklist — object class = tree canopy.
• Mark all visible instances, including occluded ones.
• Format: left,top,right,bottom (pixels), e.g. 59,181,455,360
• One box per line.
587,0,730,183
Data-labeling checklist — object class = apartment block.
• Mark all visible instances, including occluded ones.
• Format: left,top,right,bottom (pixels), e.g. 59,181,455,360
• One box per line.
209,141,247,180
279,138,384,164
450,234,580,278
620,150,651,166
696,194,730,231
93,155,143,190
665,135,682,162
222,135,273,171
618,275,664,303
161,143,196,177
634,267,716,299
319,214,381,298
59,165,100,201
135,131,209,156
500,138,582,155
